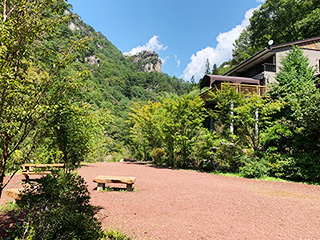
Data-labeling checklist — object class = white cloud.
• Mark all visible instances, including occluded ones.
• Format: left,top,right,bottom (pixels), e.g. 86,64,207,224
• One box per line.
256,0,265,3
124,35,168,56
175,55,181,68
182,7,258,81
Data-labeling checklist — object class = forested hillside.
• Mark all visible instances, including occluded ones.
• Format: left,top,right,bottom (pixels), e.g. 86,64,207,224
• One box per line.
55,9,193,158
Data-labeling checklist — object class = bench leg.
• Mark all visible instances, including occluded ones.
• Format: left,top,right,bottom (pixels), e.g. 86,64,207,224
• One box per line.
97,183,105,191
126,183,133,191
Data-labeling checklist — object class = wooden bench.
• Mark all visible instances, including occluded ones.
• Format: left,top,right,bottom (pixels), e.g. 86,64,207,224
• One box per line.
4,164,65,201
22,163,65,182
93,176,136,191
4,188,24,200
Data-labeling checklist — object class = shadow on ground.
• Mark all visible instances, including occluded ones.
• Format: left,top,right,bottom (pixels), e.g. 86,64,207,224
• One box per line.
0,210,25,239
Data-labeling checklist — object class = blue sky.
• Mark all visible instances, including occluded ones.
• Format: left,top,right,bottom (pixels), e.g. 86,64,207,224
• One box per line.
68,0,264,81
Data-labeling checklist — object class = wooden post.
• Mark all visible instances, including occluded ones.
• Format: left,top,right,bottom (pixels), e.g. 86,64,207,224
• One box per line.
127,184,133,191
97,183,105,191
255,108,259,136
230,102,234,134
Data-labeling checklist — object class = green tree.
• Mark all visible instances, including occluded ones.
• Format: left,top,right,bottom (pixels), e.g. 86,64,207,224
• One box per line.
233,95,282,152
190,75,195,85
0,0,88,197
43,103,109,169
128,101,162,161
232,0,320,65
232,28,258,65
211,64,218,75
265,46,320,182
160,95,207,168
205,58,211,75
207,83,282,153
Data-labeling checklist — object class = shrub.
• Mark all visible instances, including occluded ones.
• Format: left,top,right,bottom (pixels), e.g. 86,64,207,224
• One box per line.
150,148,166,165
13,172,103,240
264,152,297,180
211,141,246,173
239,157,268,178
103,229,132,240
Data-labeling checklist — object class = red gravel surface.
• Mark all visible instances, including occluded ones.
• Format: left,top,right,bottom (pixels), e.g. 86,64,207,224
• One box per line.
2,162,320,239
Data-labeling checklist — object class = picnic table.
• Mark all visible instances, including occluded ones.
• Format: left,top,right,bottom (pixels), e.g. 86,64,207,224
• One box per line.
93,176,136,191
4,163,65,200
22,163,65,182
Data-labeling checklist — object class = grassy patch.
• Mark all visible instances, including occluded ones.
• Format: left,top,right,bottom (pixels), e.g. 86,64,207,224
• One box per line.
0,201,19,214
211,171,300,184
211,171,242,178
103,229,132,240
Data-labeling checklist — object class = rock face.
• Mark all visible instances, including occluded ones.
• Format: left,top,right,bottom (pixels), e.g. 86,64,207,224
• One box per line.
128,50,162,73
68,22,80,32
85,55,100,67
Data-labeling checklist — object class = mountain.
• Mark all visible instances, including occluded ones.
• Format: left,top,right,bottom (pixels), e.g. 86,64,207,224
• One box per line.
63,12,190,105
52,10,192,155
126,50,162,73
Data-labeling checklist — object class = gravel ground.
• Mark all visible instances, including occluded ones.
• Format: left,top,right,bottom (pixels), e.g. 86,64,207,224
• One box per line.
1,161,320,239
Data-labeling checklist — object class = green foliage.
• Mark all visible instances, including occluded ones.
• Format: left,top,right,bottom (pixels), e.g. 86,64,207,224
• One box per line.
129,101,162,161
150,148,166,164
189,129,215,170
102,229,132,240
128,95,212,169
14,172,103,240
42,103,110,169
263,151,297,179
211,64,218,75
231,28,258,65
160,95,208,168
211,141,247,173
232,0,320,65
207,84,282,151
0,0,86,197
207,84,243,138
0,201,18,213
205,59,211,75
239,157,268,179
261,46,320,182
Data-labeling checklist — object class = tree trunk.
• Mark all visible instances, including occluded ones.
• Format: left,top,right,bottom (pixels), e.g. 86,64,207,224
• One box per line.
0,143,8,199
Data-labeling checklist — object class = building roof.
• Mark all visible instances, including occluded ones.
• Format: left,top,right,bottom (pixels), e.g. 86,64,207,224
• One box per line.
224,36,320,76
200,75,260,90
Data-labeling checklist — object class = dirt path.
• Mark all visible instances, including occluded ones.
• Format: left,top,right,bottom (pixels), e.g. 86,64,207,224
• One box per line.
2,162,320,239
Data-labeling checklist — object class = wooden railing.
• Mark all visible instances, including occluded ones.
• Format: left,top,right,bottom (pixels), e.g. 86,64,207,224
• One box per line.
201,83,269,100
224,83,269,96
263,63,276,72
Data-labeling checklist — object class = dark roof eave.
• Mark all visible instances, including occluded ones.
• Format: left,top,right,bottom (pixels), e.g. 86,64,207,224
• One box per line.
224,36,320,76
223,47,269,76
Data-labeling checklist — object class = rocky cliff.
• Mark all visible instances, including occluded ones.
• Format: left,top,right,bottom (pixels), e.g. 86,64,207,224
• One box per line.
126,50,162,73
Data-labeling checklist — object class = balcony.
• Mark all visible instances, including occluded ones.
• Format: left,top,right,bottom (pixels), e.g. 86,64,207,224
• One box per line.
241,63,276,78
201,82,269,102
264,63,276,72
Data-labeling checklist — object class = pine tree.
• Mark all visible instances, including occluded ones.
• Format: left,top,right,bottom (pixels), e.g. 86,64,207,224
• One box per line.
211,64,218,75
205,59,211,74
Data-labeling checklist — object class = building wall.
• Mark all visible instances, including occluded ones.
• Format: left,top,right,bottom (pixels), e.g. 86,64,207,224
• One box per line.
265,48,320,85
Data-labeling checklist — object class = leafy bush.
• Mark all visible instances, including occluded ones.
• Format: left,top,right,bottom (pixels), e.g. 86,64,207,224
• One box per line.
150,148,166,164
13,172,103,240
103,229,132,240
189,129,215,170
294,153,320,183
211,141,246,173
239,157,268,178
263,151,297,180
